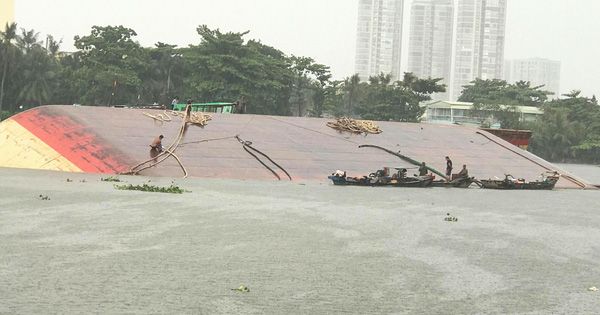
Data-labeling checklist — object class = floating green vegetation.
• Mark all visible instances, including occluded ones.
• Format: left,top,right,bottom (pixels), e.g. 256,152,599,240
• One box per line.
101,176,123,182
114,183,186,194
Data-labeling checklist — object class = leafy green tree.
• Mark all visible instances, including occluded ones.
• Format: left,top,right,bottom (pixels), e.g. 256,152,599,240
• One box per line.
52,53,82,105
469,103,523,129
459,79,551,106
16,28,41,53
18,46,57,106
342,74,363,117
289,55,331,117
529,108,586,162
72,25,149,105
183,25,295,115
46,35,61,57
458,79,553,129
356,72,445,122
0,22,18,112
530,92,600,163
322,80,345,116
572,135,600,163
142,42,184,105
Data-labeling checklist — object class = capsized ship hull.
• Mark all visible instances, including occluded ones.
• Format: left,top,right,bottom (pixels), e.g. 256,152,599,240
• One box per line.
0,105,594,189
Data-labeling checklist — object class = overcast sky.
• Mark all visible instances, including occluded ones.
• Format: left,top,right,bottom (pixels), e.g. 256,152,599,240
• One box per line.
14,0,600,97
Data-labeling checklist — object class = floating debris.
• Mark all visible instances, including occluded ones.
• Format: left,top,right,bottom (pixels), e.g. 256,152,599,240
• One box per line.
231,285,250,293
589,287,598,292
101,176,123,182
38,194,50,201
66,178,73,182
445,213,458,222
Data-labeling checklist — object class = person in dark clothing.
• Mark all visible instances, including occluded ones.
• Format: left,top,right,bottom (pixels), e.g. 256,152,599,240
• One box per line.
445,156,453,178
419,162,429,176
234,100,247,114
458,165,469,178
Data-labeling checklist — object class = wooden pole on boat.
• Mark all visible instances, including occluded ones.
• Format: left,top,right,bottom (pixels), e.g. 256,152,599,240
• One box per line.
358,144,448,179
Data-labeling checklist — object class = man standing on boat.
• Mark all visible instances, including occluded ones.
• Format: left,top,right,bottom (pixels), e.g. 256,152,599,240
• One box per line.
445,156,453,180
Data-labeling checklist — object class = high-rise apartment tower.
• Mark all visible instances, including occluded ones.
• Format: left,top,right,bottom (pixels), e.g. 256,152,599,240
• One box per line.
407,0,454,99
355,0,405,80
452,0,507,100
505,58,562,97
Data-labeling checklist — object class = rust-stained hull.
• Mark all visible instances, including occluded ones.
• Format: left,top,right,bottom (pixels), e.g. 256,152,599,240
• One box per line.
0,105,595,189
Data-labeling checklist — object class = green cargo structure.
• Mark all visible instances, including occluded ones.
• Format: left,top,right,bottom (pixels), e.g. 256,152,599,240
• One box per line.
172,102,236,113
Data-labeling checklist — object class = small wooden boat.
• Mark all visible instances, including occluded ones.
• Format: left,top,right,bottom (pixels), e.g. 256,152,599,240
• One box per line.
480,172,560,190
328,168,433,187
430,177,480,188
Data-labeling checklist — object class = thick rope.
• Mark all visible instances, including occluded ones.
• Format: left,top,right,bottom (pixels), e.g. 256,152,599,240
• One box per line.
236,135,293,181
267,116,359,145
245,143,293,181
124,105,194,178
170,110,212,127
165,149,188,178
143,111,172,123
179,136,237,147
130,110,291,180
243,145,281,180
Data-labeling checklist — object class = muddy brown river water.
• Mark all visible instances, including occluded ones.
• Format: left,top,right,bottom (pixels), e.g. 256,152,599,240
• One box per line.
1,167,599,314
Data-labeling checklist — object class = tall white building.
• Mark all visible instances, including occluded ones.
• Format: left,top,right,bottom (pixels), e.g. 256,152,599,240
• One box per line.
0,0,15,26
504,58,562,97
407,0,454,99
452,0,507,100
355,0,405,80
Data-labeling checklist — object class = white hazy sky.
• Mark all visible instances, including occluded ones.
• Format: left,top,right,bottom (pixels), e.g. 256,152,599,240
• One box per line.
14,0,600,97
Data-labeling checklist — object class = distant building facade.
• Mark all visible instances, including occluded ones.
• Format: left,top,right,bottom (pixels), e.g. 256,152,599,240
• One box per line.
504,58,562,97
355,0,405,80
407,0,454,100
452,0,507,100
422,100,543,127
0,0,15,26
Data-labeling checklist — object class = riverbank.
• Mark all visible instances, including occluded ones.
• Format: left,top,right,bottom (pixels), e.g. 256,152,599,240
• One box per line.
1,167,599,314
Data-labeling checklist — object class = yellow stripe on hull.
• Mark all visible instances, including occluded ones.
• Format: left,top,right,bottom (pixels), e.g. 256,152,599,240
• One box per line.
0,119,82,172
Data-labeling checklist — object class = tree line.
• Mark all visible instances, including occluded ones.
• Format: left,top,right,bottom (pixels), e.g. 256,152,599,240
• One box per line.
459,79,600,163
0,23,443,121
1,23,598,163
